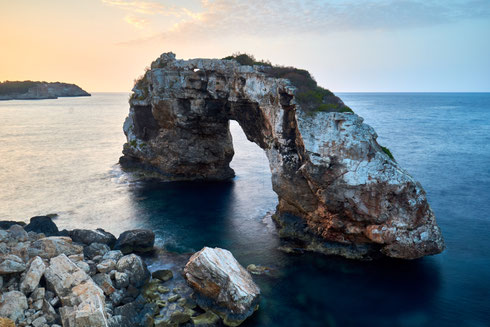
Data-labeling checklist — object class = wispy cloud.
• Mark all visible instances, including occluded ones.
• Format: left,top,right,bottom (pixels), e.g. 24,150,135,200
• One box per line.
107,0,490,39
124,15,149,29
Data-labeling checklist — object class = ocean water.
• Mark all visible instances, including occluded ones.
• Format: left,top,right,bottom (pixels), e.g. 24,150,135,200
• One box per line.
1,92,489,326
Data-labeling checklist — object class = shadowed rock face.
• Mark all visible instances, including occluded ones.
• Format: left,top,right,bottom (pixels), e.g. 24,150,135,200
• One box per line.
120,52,445,260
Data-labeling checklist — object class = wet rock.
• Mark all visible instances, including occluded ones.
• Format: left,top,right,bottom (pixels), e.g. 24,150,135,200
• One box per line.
70,229,116,248
192,311,221,326
116,254,150,288
0,254,26,274
184,247,260,326
114,271,130,289
84,243,110,260
20,256,46,294
152,269,173,282
246,264,273,276
0,221,26,230
0,291,28,322
28,237,83,259
115,229,155,254
24,216,59,236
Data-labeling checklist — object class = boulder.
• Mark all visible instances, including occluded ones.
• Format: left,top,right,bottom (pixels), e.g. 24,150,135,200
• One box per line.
102,250,123,262
96,259,116,273
83,243,110,260
0,291,28,322
8,224,28,242
24,216,59,236
0,254,26,274
116,254,150,288
28,236,83,259
44,254,108,327
120,52,445,260
151,269,173,282
184,247,260,326
115,229,155,254
70,229,116,248
20,256,46,294
92,273,116,296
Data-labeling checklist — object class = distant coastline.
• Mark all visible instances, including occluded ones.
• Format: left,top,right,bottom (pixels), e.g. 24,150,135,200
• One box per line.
0,81,90,100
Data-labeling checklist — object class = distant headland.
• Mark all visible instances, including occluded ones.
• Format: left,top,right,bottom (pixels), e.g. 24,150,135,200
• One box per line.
0,81,90,100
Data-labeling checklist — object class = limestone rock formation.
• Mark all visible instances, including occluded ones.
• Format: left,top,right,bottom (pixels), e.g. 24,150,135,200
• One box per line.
184,247,260,326
120,52,445,260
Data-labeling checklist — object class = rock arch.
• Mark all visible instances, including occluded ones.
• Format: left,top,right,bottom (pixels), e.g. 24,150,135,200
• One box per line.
120,53,445,259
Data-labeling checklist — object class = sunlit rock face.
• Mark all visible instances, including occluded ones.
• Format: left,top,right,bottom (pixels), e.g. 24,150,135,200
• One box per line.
120,52,445,260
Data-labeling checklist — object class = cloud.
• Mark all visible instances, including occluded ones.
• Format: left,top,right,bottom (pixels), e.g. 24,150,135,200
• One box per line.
110,0,490,42
124,15,149,29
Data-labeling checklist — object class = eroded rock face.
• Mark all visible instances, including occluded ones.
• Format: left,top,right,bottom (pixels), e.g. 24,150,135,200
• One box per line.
184,247,260,327
120,52,445,260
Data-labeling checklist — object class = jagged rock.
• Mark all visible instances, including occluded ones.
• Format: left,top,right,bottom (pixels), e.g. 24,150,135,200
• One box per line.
120,52,445,260
116,254,150,288
84,243,110,260
44,254,108,327
31,316,46,327
24,216,59,236
42,299,58,323
0,291,28,322
115,230,155,254
184,247,260,326
151,269,173,282
28,237,83,259
70,229,116,248
92,273,116,296
0,254,26,274
20,256,46,294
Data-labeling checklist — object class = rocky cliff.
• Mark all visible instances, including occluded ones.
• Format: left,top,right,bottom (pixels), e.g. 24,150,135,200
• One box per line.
120,52,445,260
0,81,90,100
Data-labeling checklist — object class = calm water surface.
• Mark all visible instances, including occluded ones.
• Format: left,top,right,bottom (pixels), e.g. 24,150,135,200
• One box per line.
0,93,489,326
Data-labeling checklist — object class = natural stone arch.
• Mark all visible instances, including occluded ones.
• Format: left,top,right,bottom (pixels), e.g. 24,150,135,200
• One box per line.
120,53,444,260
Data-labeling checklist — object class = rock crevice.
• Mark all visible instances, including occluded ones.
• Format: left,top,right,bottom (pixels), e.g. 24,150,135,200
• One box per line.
120,52,445,260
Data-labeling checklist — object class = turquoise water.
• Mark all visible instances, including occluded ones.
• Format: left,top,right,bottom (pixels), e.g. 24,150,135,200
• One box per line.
0,93,489,326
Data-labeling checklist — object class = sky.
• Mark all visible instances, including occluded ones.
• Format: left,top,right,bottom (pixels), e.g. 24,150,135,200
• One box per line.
1,0,489,92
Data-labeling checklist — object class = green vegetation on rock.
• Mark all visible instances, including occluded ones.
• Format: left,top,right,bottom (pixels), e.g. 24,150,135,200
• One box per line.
223,53,353,114
380,146,395,161
0,81,39,95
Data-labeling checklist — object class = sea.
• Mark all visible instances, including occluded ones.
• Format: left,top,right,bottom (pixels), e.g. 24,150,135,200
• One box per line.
0,92,489,326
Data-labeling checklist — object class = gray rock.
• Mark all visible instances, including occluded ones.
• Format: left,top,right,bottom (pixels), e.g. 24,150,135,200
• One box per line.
42,299,58,323
114,271,129,289
30,287,45,301
93,273,116,296
116,254,150,288
97,259,116,273
0,254,26,274
102,250,123,262
28,237,83,259
120,52,445,260
20,256,46,294
70,229,116,248
31,316,47,327
84,243,110,260
75,260,91,274
0,290,28,322
44,254,108,327
115,230,155,254
184,247,260,326
8,224,29,242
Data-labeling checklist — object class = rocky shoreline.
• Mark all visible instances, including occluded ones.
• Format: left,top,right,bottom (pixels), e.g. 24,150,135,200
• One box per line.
0,217,260,327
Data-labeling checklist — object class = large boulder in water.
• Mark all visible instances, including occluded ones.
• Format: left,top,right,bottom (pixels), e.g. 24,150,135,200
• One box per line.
115,229,155,254
24,216,59,236
184,247,260,326
119,52,445,260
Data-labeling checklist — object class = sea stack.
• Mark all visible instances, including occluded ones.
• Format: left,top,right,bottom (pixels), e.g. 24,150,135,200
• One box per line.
120,52,445,260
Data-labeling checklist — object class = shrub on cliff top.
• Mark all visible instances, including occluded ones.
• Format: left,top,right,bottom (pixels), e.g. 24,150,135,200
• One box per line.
223,53,352,114
0,81,39,95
